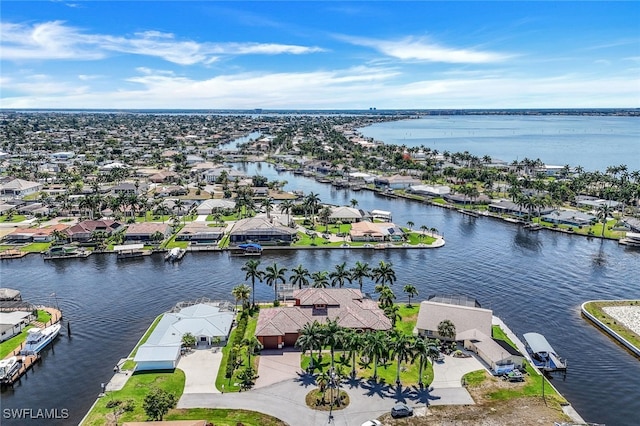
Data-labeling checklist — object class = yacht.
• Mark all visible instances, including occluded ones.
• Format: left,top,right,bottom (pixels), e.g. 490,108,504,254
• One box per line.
0,356,21,382
21,323,61,355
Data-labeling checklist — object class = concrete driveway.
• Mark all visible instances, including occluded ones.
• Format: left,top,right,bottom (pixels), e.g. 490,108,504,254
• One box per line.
255,348,303,389
177,348,223,394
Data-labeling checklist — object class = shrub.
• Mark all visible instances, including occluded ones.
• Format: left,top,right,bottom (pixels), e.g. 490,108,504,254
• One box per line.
105,399,121,409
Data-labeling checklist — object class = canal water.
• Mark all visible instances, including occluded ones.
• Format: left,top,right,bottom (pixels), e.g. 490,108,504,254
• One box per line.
2,162,639,425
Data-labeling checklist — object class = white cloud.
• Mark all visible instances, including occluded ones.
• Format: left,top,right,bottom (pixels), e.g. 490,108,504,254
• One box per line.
340,35,510,64
0,21,324,64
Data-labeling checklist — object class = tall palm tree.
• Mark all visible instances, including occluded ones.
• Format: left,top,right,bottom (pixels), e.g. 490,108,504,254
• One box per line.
231,284,251,311
372,260,396,286
279,200,295,227
264,262,288,303
295,320,322,371
403,284,418,307
412,336,431,388
363,331,387,382
391,333,413,386
341,329,362,378
311,271,330,288
597,203,613,237
319,206,332,232
384,304,401,327
350,261,370,292
261,197,274,219
321,318,342,370
241,259,263,307
241,336,263,368
406,221,414,231
290,264,310,289
329,262,352,288
305,192,321,223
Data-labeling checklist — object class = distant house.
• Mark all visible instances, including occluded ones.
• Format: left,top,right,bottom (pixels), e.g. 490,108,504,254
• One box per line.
65,220,123,242
374,175,422,189
111,182,137,195
443,193,492,205
575,197,621,210
349,221,404,242
133,302,235,371
229,216,297,245
148,171,178,184
329,206,364,223
124,222,172,243
4,224,69,243
255,288,391,349
196,199,236,215
0,179,43,197
488,200,526,216
409,184,451,197
460,329,525,374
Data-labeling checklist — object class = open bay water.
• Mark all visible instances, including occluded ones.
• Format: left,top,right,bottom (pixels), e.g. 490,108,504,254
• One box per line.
358,115,640,172
2,115,640,425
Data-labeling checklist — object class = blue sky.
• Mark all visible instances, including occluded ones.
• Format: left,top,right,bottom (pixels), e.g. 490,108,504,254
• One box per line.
1,1,639,109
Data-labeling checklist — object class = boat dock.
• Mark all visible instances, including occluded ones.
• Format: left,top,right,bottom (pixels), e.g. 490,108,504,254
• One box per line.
114,243,152,259
523,332,568,375
1,354,40,387
0,249,28,260
164,247,187,261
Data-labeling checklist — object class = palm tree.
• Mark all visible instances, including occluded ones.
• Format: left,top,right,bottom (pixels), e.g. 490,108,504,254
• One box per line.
384,304,401,327
372,260,396,286
319,206,332,232
363,331,387,382
406,221,414,231
329,262,352,288
597,203,613,237
350,198,358,208
437,319,456,342
403,284,418,307
350,261,370,292
305,192,320,223
261,197,274,219
241,336,263,368
290,264,310,289
231,284,251,311
321,318,342,370
241,260,263,307
341,329,362,378
391,333,413,386
311,271,330,288
296,320,323,371
412,336,431,388
279,200,295,227
264,262,288,303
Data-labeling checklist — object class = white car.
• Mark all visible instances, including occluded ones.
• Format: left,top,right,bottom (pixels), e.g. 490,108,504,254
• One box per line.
361,421,382,426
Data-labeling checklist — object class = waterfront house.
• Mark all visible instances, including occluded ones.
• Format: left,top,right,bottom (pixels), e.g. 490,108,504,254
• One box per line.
255,288,391,349
175,222,225,244
575,196,621,210
124,222,172,243
349,221,404,242
443,193,492,205
229,216,297,245
459,329,525,374
374,174,422,190
329,206,364,223
65,220,123,243
488,200,526,216
414,295,493,342
4,224,69,243
540,209,597,227
409,184,451,197
133,302,235,371
0,310,35,342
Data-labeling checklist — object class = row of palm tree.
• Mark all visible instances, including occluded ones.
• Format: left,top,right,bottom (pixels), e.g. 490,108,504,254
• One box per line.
240,259,402,304
294,319,442,387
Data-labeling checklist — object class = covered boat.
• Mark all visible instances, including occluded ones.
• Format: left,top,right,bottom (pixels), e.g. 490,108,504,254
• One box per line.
523,332,567,373
21,323,61,355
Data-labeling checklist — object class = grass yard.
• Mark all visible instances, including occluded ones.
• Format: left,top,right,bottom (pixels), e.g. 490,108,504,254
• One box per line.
583,300,640,350
395,304,420,335
22,242,51,252
0,214,27,223
165,408,286,426
129,314,163,358
81,369,186,425
0,325,34,358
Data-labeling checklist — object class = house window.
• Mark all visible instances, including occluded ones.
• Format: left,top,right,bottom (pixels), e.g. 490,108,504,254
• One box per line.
426,330,433,336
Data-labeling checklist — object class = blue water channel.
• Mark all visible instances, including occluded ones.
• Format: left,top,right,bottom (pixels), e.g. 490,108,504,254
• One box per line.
1,161,639,425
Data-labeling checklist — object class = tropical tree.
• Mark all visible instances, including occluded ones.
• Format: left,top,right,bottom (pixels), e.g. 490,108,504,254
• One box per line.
329,262,352,288
597,203,613,237
261,197,274,219
372,260,396,286
311,271,330,288
350,261,371,292
321,318,342,370
341,329,362,378
305,192,321,223
290,264,310,289
237,366,257,391
384,304,401,327
295,320,323,371
241,335,263,367
412,337,430,388
363,331,388,382
181,332,196,348
143,387,176,421
377,285,396,308
279,199,295,227
241,260,263,307
406,220,414,231
403,284,418,307
350,198,358,208
264,262,288,303
437,319,457,341
391,333,413,386
231,284,251,311
319,206,332,232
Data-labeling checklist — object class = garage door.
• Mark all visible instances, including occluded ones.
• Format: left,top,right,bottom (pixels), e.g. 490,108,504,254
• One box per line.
284,333,299,347
262,336,280,349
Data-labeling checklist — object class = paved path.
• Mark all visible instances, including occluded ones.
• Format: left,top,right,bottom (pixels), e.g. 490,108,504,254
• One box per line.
179,348,223,394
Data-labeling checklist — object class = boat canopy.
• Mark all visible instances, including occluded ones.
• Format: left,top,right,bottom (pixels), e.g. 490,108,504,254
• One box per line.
238,243,262,250
523,332,556,354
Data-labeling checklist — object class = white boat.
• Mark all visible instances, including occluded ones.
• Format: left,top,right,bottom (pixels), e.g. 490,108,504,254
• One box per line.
0,356,21,381
21,323,61,355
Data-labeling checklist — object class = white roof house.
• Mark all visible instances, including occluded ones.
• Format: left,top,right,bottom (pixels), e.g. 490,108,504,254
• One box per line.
0,179,43,197
196,199,236,215
133,303,235,371
414,299,493,341
329,206,363,222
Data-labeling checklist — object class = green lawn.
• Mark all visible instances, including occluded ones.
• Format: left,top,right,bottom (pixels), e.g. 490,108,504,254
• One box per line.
81,369,186,425
0,325,34,358
395,304,419,335
129,315,163,358
166,408,285,425
215,312,258,393
22,242,51,252
0,214,27,223
37,310,52,324
583,300,640,350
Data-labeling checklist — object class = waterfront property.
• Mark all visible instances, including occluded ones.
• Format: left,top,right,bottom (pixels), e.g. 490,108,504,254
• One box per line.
175,222,225,244
349,221,404,242
195,199,236,215
414,295,493,341
523,332,567,374
540,209,597,227
460,329,525,374
229,216,297,245
255,288,391,349
124,222,173,243
65,220,124,242
3,224,69,243
133,301,235,371
0,310,35,342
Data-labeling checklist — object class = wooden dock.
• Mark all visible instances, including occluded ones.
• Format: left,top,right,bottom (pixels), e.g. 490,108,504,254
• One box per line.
1,354,40,387
0,249,28,259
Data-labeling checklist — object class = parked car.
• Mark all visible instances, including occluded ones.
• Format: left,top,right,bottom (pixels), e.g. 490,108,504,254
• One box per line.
391,403,414,418
361,420,382,426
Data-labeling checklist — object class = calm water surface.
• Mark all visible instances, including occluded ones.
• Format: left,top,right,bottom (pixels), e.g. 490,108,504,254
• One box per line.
359,115,640,172
2,168,640,425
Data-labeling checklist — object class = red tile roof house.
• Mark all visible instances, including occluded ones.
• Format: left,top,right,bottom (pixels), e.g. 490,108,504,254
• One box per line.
255,288,392,349
4,224,69,243
65,220,124,242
